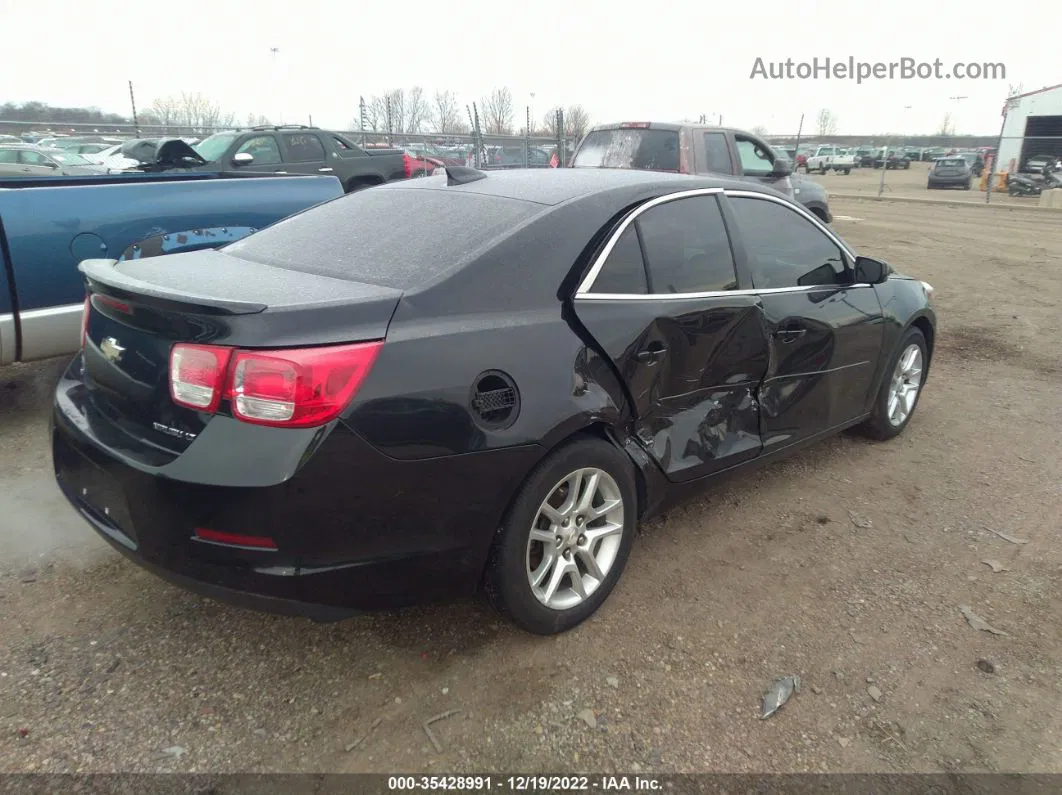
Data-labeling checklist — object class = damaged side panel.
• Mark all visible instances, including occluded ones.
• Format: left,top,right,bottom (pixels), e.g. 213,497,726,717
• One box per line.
572,294,771,484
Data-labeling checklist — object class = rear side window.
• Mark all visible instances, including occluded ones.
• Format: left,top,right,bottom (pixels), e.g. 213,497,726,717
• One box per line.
636,195,737,294
572,129,679,171
702,132,734,174
224,189,540,289
590,227,648,294
283,133,327,162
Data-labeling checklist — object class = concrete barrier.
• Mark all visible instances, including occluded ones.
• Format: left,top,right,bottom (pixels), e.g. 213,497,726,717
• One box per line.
1039,189,1062,208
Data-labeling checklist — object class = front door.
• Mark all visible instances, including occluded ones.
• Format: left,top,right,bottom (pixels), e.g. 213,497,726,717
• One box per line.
573,190,771,482
733,133,792,196
721,190,885,452
232,134,283,172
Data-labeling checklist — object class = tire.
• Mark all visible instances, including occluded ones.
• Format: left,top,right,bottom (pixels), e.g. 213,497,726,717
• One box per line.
858,327,928,441
484,437,638,635
843,168,851,175
964,180,972,190
820,164,828,175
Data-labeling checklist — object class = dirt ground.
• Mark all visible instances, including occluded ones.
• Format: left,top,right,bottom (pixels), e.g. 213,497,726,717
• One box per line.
809,159,1032,206
2,196,1061,775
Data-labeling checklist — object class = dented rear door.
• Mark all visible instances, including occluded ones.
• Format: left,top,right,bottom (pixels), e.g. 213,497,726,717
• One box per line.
573,191,770,482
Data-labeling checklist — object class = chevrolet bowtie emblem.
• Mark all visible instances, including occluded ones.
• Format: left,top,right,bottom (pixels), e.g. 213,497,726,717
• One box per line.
100,337,125,363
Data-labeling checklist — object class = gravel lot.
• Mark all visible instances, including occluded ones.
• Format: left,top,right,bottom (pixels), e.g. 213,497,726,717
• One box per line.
811,159,1029,206
2,196,1061,775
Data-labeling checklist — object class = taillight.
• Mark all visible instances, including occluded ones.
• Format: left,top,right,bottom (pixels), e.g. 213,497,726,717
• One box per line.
228,342,382,427
80,295,90,348
403,152,412,178
168,341,383,428
169,344,232,413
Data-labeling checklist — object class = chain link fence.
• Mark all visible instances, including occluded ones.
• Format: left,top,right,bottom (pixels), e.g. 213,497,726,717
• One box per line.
767,132,1062,205
0,107,580,169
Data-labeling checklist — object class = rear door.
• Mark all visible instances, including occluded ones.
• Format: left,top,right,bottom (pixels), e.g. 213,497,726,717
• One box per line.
279,132,332,177
698,130,736,177
720,190,885,451
573,189,770,481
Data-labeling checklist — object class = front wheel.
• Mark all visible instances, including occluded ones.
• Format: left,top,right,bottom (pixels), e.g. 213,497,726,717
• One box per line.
843,168,851,175
858,327,928,441
485,437,637,635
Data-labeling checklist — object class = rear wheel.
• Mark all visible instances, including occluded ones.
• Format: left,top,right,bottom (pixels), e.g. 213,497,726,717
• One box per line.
485,437,637,635
964,179,972,190
858,327,927,441
843,168,851,175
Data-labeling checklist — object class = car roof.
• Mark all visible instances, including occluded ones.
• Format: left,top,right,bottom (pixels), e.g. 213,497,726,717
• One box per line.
373,167,785,207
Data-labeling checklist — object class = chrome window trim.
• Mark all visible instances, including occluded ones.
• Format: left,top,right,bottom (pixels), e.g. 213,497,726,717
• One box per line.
575,187,724,295
575,186,860,301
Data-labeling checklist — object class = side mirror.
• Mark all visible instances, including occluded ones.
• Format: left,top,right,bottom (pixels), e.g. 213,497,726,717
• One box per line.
771,158,792,177
232,152,254,166
854,255,889,284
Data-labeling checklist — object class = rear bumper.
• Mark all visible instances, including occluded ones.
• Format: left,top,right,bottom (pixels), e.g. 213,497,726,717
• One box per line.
927,175,969,187
52,356,542,618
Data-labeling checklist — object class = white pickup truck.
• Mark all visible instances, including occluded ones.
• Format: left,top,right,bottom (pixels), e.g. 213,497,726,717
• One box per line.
805,145,857,175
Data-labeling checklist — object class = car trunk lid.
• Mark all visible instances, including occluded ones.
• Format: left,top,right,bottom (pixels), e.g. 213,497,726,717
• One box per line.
79,250,401,457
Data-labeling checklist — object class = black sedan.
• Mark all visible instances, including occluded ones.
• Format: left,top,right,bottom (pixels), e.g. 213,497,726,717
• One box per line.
53,168,936,635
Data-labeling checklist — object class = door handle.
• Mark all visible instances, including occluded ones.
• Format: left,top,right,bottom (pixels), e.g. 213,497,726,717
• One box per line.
318,167,334,172
773,328,807,344
635,344,668,362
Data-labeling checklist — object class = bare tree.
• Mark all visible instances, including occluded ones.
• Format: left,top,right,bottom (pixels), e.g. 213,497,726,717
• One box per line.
246,113,271,127
430,90,466,135
542,107,563,138
481,87,514,135
404,86,428,133
751,125,769,137
937,113,955,136
816,108,838,137
564,104,590,141
149,96,180,131
364,96,387,132
1008,82,1024,97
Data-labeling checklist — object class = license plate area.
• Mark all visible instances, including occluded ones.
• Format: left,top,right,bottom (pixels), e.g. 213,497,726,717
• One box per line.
55,438,137,546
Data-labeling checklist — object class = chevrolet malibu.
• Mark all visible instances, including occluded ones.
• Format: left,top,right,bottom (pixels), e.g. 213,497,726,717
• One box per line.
53,168,936,635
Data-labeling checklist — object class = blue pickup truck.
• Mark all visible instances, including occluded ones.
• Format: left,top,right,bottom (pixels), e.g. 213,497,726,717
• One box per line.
0,171,343,366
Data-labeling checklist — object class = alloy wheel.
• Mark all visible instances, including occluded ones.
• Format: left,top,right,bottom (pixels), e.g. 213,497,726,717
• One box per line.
525,467,625,610
887,344,924,426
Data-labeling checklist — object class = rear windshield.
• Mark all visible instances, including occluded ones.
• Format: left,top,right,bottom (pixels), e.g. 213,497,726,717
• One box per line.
572,128,680,171
938,159,965,167
223,187,539,289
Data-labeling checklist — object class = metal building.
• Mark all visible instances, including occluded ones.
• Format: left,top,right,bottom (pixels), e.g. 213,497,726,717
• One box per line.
996,83,1062,174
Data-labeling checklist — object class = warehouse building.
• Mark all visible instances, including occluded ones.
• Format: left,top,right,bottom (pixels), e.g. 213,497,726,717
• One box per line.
997,83,1062,173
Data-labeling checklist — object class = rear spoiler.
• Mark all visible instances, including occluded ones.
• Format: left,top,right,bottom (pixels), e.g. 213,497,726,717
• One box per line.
79,258,267,315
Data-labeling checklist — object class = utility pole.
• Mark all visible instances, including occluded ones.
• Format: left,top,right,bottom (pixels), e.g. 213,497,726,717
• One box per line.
128,80,140,137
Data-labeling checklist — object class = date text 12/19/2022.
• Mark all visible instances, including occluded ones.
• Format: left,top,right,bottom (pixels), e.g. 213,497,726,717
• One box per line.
386,775,663,791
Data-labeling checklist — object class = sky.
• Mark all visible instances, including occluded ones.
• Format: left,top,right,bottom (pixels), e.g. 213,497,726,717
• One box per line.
2,0,1054,137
